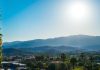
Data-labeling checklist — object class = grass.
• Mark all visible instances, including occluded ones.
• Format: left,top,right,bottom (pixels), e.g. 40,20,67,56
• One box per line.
73,66,84,70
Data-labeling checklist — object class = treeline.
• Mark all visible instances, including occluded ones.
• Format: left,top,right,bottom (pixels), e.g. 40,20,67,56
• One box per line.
22,53,100,70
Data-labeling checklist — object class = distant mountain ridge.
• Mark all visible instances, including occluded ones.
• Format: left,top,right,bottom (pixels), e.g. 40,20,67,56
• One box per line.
3,35,100,48
3,35,100,55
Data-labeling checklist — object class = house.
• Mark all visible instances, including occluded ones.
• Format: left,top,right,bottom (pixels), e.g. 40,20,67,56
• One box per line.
1,61,27,70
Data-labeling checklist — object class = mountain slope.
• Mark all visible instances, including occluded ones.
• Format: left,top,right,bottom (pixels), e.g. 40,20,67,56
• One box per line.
3,35,100,49
3,35,100,55
3,46,78,56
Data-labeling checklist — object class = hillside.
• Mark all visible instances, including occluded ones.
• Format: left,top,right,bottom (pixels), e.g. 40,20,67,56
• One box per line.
3,35,100,55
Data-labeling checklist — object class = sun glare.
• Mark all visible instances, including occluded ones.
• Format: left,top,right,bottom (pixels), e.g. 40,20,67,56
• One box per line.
68,2,89,20
60,1,92,26
58,0,93,33
67,1,91,21
60,1,91,22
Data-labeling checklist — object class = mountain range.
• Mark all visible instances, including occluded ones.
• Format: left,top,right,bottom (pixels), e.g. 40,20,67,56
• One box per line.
3,35,100,55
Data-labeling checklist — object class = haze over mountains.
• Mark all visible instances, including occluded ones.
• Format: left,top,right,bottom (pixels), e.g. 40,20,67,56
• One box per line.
3,35,100,55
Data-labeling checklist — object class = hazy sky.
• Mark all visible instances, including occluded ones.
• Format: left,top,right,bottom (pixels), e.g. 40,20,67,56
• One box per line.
1,0,100,42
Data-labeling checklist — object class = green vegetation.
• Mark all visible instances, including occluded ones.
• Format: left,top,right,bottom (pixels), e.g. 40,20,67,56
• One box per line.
0,33,2,67
17,53,100,70
74,66,83,70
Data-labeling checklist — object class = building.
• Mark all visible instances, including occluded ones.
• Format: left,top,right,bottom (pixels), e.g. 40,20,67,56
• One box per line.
2,61,27,70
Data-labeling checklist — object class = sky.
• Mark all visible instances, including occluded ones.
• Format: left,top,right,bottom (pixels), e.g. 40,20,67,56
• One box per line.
1,0,100,42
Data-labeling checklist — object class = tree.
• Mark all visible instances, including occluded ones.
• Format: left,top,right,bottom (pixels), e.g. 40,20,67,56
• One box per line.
59,63,67,70
92,63,99,70
0,33,2,67
61,53,66,61
70,57,77,69
48,63,56,70
0,8,2,68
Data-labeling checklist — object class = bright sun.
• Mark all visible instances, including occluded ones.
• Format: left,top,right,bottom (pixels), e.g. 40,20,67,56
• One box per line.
59,1,92,32
61,1,91,22
67,1,90,21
